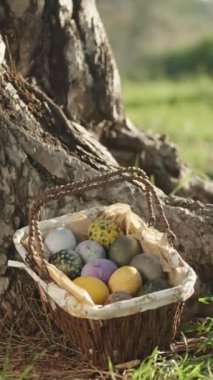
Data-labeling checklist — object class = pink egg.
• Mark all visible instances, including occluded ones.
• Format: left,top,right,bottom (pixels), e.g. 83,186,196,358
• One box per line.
81,258,117,284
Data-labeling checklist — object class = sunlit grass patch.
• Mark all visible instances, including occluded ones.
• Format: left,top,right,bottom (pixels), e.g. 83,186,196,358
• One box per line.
129,318,213,380
122,76,213,176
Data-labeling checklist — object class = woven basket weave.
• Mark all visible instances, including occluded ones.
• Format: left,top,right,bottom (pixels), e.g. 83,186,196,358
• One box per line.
12,167,196,367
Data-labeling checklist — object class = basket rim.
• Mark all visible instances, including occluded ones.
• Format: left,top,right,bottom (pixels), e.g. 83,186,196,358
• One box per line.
12,205,197,320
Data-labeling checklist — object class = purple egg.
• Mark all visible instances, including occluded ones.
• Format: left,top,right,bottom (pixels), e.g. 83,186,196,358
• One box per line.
75,240,106,263
81,258,118,284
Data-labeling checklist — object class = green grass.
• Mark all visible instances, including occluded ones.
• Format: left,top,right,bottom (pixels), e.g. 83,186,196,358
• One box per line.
131,350,213,380
129,318,213,380
1,317,212,379
122,76,213,177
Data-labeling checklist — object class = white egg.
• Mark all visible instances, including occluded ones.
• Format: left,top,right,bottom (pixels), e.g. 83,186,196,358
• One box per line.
44,227,76,254
75,240,106,263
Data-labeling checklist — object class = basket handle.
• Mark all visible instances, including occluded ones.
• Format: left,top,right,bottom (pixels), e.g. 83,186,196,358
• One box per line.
27,167,175,279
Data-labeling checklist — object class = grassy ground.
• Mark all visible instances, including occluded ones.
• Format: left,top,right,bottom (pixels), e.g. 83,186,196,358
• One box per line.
122,76,213,177
0,316,212,379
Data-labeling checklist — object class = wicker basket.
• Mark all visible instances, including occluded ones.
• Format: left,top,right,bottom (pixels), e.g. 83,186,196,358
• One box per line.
12,167,196,367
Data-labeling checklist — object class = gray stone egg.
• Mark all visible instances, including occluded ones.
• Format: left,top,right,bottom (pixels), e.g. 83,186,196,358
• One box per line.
130,253,165,281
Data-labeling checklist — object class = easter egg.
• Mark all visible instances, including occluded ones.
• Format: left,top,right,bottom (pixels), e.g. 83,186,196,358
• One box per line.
73,276,109,304
130,253,164,281
109,236,141,266
81,258,117,283
136,279,170,297
75,240,106,263
50,249,82,279
88,219,123,248
108,266,142,295
104,291,132,305
44,227,76,254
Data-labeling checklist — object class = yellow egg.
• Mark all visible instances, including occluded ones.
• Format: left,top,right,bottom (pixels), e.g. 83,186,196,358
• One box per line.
108,266,142,295
73,276,109,304
88,219,123,248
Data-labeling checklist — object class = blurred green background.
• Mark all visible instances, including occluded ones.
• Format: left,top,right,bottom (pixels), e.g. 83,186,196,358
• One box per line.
97,0,213,177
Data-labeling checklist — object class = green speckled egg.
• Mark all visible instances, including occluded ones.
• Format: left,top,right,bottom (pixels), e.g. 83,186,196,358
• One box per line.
88,219,123,248
136,279,170,297
109,236,141,266
50,249,83,280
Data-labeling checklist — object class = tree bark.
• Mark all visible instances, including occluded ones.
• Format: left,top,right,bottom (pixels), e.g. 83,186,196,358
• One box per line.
0,1,212,329
1,0,213,202
0,64,212,327
0,0,124,124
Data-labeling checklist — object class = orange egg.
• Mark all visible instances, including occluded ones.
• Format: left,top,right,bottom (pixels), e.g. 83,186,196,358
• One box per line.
108,266,142,295
73,276,109,304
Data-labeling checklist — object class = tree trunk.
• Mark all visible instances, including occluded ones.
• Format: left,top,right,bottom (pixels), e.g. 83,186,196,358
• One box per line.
1,0,213,202
0,0,124,124
0,1,212,331
0,63,212,328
